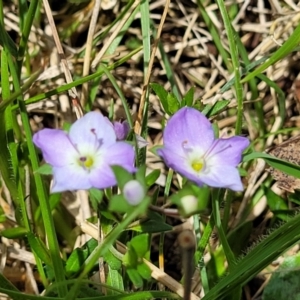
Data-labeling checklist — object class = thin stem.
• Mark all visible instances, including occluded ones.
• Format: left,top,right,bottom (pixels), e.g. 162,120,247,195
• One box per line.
65,196,151,300
211,189,236,271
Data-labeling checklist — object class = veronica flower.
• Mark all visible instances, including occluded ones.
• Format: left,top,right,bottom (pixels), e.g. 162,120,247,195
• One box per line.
33,112,135,193
157,107,249,191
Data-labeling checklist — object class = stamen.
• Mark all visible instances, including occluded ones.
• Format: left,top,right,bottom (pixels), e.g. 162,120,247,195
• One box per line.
182,140,193,154
78,156,94,169
89,127,103,150
204,138,232,159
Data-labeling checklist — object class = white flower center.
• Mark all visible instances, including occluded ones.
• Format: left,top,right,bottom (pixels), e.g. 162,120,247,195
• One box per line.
182,141,206,173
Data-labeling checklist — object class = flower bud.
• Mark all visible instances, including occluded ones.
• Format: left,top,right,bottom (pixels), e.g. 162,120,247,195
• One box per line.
113,121,130,140
123,180,145,205
179,195,199,216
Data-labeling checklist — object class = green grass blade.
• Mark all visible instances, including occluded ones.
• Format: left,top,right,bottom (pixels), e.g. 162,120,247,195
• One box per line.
196,0,231,71
4,23,68,297
17,0,39,75
241,23,300,83
100,66,133,129
23,47,142,108
215,0,243,134
202,212,300,299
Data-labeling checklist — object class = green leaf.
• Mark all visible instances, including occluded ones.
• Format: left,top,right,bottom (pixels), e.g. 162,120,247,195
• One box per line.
123,234,150,281
109,194,134,213
238,166,248,177
89,188,103,211
150,83,170,114
27,232,52,267
106,267,124,294
130,234,149,258
126,268,143,288
140,0,151,76
34,163,53,175
207,100,230,117
111,165,134,190
137,262,151,280
264,188,291,221
182,86,195,107
167,93,180,114
0,227,27,239
243,152,300,179
201,104,212,116
135,165,147,187
145,169,160,186
123,244,138,268
65,238,98,277
103,249,122,270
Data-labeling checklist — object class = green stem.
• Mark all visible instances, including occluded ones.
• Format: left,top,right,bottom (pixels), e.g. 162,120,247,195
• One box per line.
211,189,236,270
159,169,173,277
194,216,214,294
221,191,233,231
65,196,151,300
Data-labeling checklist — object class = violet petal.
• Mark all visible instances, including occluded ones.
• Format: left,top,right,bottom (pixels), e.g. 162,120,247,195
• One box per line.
51,165,92,192
206,136,250,167
89,142,136,189
199,165,244,191
103,142,136,172
162,107,215,156
69,112,116,152
33,129,77,167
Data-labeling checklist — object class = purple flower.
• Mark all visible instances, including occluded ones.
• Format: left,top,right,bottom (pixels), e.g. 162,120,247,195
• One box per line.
157,107,249,191
113,121,130,141
33,112,135,193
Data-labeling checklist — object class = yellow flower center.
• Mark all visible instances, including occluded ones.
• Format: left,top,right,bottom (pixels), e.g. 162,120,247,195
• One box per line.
79,156,94,169
191,160,204,172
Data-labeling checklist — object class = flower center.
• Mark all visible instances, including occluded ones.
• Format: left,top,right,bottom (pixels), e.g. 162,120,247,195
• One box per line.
79,156,94,169
191,159,204,172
